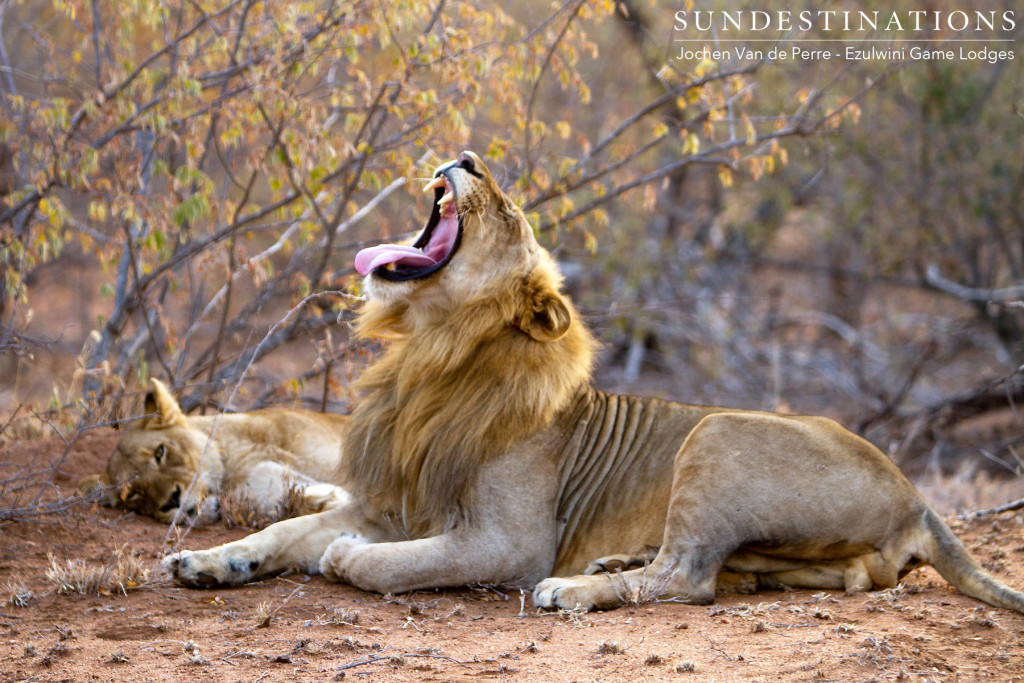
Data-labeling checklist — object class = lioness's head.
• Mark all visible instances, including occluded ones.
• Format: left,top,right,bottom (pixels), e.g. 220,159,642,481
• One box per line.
355,151,570,342
80,378,219,524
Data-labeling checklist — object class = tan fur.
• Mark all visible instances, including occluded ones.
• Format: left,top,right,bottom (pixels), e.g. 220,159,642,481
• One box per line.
164,152,1024,616
81,378,350,524
343,254,593,536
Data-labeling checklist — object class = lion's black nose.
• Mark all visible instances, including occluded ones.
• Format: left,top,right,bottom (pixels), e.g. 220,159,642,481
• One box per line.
456,152,481,177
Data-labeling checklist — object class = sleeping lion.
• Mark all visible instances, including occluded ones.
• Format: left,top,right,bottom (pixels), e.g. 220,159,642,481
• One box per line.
164,152,1024,613
81,378,350,524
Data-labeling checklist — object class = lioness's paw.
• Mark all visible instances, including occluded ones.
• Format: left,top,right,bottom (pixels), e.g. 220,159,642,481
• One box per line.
319,532,370,584
533,577,599,612
162,549,261,588
195,496,221,525
301,483,352,514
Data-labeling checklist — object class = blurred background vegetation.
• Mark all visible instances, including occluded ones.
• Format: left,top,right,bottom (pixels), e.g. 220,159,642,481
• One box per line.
0,0,1021,480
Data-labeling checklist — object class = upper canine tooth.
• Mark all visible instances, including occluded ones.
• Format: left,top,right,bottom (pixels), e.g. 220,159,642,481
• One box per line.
424,177,446,192
438,191,454,208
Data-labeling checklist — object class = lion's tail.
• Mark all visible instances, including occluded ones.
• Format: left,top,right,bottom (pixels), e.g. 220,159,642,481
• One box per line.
922,508,1024,613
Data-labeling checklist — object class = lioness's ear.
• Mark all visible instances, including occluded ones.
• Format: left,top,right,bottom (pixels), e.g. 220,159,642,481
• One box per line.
144,378,187,429
518,289,572,342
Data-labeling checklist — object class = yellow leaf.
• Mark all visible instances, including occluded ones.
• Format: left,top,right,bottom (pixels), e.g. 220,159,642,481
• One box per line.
718,166,733,187
683,133,700,155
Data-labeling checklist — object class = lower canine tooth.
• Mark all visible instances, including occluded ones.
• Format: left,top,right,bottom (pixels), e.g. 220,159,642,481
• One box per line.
438,191,454,207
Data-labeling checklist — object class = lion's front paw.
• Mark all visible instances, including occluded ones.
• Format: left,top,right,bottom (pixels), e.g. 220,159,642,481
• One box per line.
162,549,262,588
533,576,602,612
319,532,370,584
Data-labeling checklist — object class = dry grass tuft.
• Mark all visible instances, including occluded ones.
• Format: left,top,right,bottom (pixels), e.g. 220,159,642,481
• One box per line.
313,607,361,626
5,579,34,607
557,605,589,627
254,601,274,628
41,641,70,666
183,639,210,665
45,547,153,596
596,640,624,655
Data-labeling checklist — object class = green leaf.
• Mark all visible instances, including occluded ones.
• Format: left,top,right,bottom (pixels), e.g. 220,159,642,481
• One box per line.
173,194,209,226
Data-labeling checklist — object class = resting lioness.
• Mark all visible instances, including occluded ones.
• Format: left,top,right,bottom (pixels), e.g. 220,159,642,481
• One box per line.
163,152,1024,614
81,378,350,524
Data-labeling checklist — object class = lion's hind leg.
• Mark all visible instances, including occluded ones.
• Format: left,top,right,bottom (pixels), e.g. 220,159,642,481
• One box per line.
535,547,726,612
770,553,902,593
727,551,900,594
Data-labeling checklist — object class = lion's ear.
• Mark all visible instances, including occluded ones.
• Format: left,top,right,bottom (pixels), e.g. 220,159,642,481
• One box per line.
143,378,187,429
517,289,572,342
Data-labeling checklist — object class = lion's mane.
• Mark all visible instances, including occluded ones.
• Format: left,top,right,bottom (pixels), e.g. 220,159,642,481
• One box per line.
341,261,595,537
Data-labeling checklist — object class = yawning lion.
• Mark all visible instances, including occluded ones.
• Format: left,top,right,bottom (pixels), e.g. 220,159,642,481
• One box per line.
163,152,1024,614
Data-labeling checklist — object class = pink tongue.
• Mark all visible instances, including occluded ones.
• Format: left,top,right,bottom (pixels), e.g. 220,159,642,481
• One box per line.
354,244,435,275
354,213,458,276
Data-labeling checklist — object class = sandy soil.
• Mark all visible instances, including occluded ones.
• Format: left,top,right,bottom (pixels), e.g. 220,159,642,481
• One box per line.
2,429,1024,682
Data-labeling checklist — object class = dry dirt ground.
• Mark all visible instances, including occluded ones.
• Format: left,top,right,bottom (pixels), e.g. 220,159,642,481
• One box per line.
2,429,1024,682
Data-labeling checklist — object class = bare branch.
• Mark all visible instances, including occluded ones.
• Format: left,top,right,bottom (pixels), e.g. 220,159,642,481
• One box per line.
925,264,1024,304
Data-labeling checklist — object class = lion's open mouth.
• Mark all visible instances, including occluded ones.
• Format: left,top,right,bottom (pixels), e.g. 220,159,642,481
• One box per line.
354,172,462,281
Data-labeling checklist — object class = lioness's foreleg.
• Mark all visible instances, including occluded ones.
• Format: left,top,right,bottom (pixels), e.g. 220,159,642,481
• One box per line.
163,501,385,587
